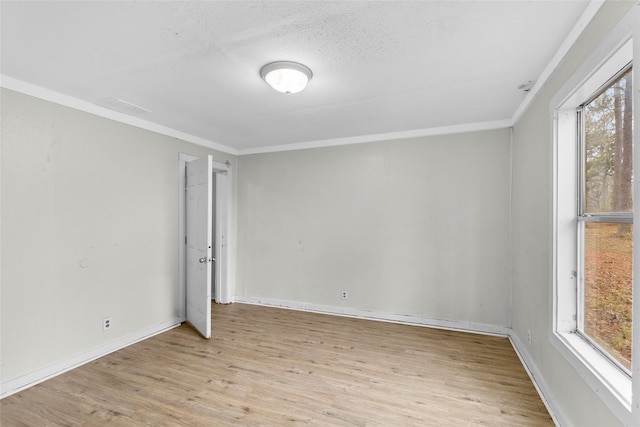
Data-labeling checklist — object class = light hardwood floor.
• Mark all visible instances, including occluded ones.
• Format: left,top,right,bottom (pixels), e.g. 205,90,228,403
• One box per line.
1,303,553,426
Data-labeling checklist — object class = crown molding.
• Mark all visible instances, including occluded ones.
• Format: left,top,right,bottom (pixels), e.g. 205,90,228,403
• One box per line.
0,75,238,155
238,119,513,155
2,0,607,164
511,0,606,126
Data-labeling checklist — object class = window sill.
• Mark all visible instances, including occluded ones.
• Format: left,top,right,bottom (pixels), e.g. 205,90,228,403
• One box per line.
551,330,632,423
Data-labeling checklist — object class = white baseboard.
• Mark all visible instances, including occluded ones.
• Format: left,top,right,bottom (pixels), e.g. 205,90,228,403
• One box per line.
508,334,568,427
0,318,182,399
235,296,511,337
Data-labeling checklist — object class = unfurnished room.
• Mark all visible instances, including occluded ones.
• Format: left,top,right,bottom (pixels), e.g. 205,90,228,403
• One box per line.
1,1,639,426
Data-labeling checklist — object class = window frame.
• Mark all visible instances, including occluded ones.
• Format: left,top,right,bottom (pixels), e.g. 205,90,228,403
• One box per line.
575,63,634,375
551,28,637,424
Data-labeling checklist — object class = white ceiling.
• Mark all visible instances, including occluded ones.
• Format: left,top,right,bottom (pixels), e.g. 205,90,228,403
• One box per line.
1,1,590,153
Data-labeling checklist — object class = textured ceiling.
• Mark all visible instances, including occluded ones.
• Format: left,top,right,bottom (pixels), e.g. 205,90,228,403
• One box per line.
1,1,590,153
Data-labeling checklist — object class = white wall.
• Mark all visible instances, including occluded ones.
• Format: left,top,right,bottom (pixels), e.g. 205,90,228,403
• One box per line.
510,2,636,426
0,88,236,390
237,129,512,328
4,4,635,423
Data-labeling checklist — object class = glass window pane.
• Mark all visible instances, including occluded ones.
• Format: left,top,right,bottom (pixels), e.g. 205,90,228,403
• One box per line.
583,222,633,371
583,67,633,214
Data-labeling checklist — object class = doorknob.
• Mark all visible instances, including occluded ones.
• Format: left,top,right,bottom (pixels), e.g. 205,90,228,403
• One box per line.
199,257,207,263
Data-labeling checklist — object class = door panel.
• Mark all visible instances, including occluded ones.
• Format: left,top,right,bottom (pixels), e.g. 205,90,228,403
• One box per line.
185,155,212,338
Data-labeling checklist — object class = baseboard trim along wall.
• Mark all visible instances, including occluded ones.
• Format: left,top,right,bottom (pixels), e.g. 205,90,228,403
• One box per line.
0,318,182,400
235,296,510,337
235,296,566,426
510,334,568,427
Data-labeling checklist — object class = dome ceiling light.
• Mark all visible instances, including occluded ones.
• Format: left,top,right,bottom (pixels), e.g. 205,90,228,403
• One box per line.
260,61,313,94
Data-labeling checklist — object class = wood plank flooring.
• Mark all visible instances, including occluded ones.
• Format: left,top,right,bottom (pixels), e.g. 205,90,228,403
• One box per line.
1,303,553,426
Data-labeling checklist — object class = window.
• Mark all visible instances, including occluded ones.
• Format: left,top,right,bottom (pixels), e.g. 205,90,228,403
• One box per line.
552,35,636,423
578,65,633,373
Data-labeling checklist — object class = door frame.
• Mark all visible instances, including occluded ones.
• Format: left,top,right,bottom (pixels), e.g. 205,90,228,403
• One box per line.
178,153,233,321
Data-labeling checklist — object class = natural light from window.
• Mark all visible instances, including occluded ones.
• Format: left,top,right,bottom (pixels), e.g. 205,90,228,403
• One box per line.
552,33,635,422
580,66,633,372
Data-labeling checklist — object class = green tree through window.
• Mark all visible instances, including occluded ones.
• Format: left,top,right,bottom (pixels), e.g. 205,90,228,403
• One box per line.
581,66,633,371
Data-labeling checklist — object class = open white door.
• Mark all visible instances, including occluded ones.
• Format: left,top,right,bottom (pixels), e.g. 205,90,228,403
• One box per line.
185,155,212,338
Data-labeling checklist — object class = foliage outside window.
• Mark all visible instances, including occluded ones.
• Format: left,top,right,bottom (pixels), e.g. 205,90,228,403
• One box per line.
552,22,637,422
579,65,633,372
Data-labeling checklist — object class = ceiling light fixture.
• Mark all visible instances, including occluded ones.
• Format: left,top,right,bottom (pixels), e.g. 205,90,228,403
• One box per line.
260,61,313,94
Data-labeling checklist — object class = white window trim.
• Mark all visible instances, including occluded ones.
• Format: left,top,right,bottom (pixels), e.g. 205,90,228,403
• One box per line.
551,6,638,425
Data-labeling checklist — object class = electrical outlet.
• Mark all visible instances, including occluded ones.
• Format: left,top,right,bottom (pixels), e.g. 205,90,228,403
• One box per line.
103,317,112,331
527,330,532,346
341,290,348,300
